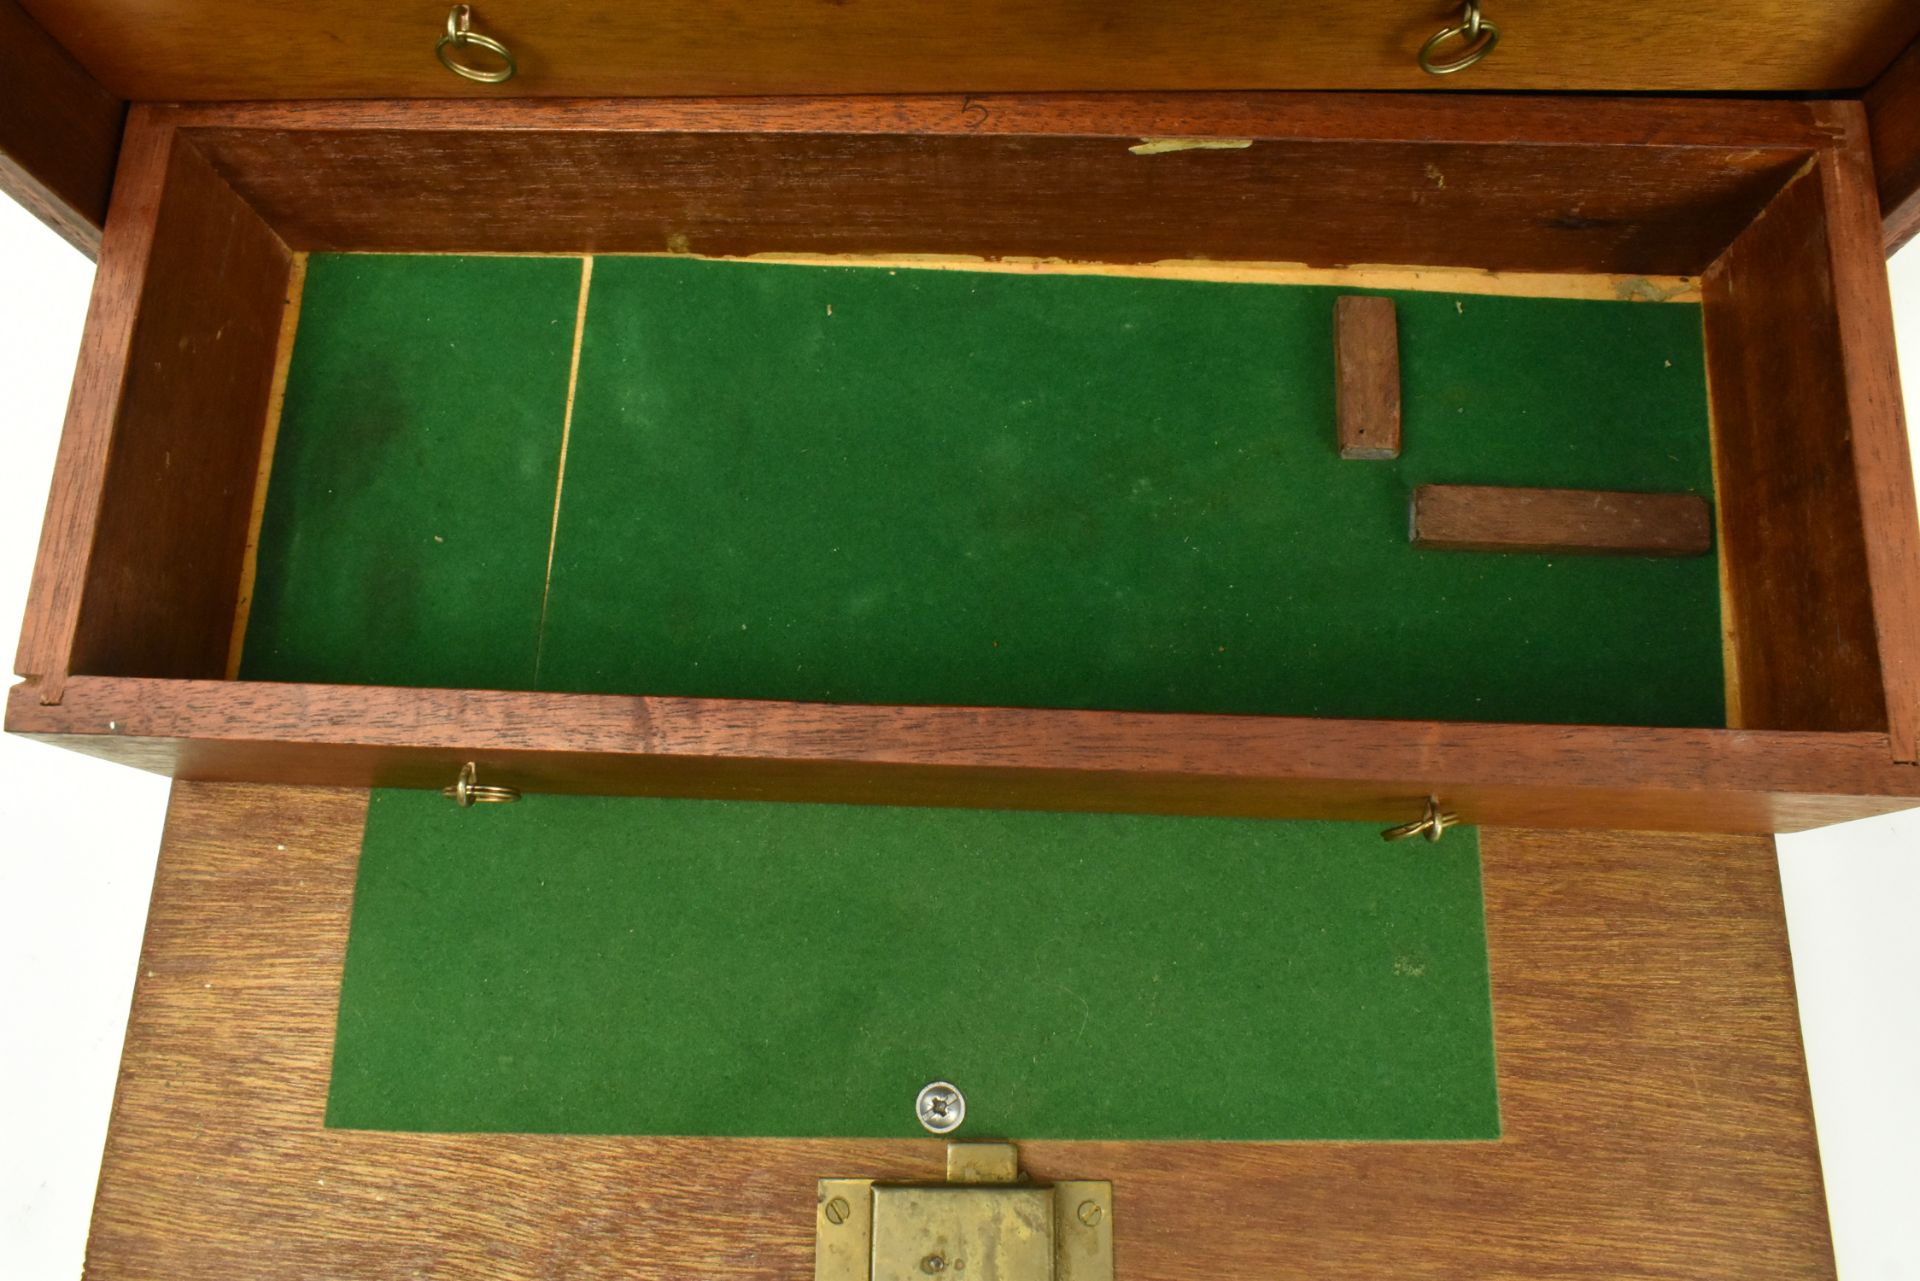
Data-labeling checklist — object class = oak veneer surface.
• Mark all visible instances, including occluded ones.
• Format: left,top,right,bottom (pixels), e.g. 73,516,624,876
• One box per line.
1868,38,1920,253
84,782,1833,1278
0,0,120,255
17,0,1920,99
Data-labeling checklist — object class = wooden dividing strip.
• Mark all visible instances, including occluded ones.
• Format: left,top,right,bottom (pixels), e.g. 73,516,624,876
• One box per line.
1335,296,1400,459
1813,102,1920,763
9,677,1920,833
79,783,1833,1280
1409,485,1712,556
0,0,122,256
1866,37,1920,253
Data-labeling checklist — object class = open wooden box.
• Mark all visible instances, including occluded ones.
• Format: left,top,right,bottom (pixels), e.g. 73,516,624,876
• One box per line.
9,92,1920,833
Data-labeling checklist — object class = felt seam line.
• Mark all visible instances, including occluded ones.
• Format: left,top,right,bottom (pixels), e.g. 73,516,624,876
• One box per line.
226,252,310,681
535,254,594,684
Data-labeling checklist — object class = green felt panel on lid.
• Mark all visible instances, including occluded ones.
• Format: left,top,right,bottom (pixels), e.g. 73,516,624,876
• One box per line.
326,790,1501,1140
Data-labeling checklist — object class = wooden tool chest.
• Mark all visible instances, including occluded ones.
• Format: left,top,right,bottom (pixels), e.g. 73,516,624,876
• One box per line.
5,3,1919,1276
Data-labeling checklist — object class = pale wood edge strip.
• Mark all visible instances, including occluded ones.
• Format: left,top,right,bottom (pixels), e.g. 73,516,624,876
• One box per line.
224,252,308,680
695,253,1702,303
323,250,1702,302
10,109,175,702
534,254,594,683
1815,103,1920,763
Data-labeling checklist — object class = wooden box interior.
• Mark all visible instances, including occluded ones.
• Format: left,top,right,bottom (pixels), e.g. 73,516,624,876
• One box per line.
9,94,1920,832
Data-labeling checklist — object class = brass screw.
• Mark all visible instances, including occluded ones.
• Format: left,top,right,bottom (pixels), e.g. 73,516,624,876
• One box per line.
824,1196,850,1225
1077,1199,1104,1227
921,1253,948,1274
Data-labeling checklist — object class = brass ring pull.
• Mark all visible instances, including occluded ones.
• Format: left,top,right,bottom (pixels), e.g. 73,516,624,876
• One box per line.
443,761,522,806
1382,796,1460,843
436,5,516,84
1419,0,1500,76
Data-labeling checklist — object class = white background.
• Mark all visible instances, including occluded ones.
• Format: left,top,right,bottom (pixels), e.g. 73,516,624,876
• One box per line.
2,193,1918,1278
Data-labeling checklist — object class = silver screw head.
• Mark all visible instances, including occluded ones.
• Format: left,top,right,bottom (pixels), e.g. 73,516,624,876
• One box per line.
915,1081,966,1134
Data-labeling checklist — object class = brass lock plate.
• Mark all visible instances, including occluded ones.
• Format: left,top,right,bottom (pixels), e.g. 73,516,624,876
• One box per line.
817,1144,1112,1281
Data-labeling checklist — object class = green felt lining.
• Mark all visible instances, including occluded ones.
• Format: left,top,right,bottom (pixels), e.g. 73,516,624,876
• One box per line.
243,253,1723,729
240,254,580,690
325,791,1501,1140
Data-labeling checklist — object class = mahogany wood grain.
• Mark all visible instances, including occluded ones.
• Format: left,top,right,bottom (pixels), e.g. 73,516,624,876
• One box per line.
1334,296,1400,460
1867,37,1920,253
1703,161,1894,746
0,0,120,256
79,782,1834,1279
1411,484,1712,556
9,677,1920,834
12,118,178,702
18,0,1920,101
164,96,1820,276
64,142,294,687
13,118,293,701
152,93,1846,151
1814,103,1920,764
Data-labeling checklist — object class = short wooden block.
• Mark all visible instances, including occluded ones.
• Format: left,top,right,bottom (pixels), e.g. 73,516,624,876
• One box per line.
1410,484,1714,556
1335,295,1400,459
